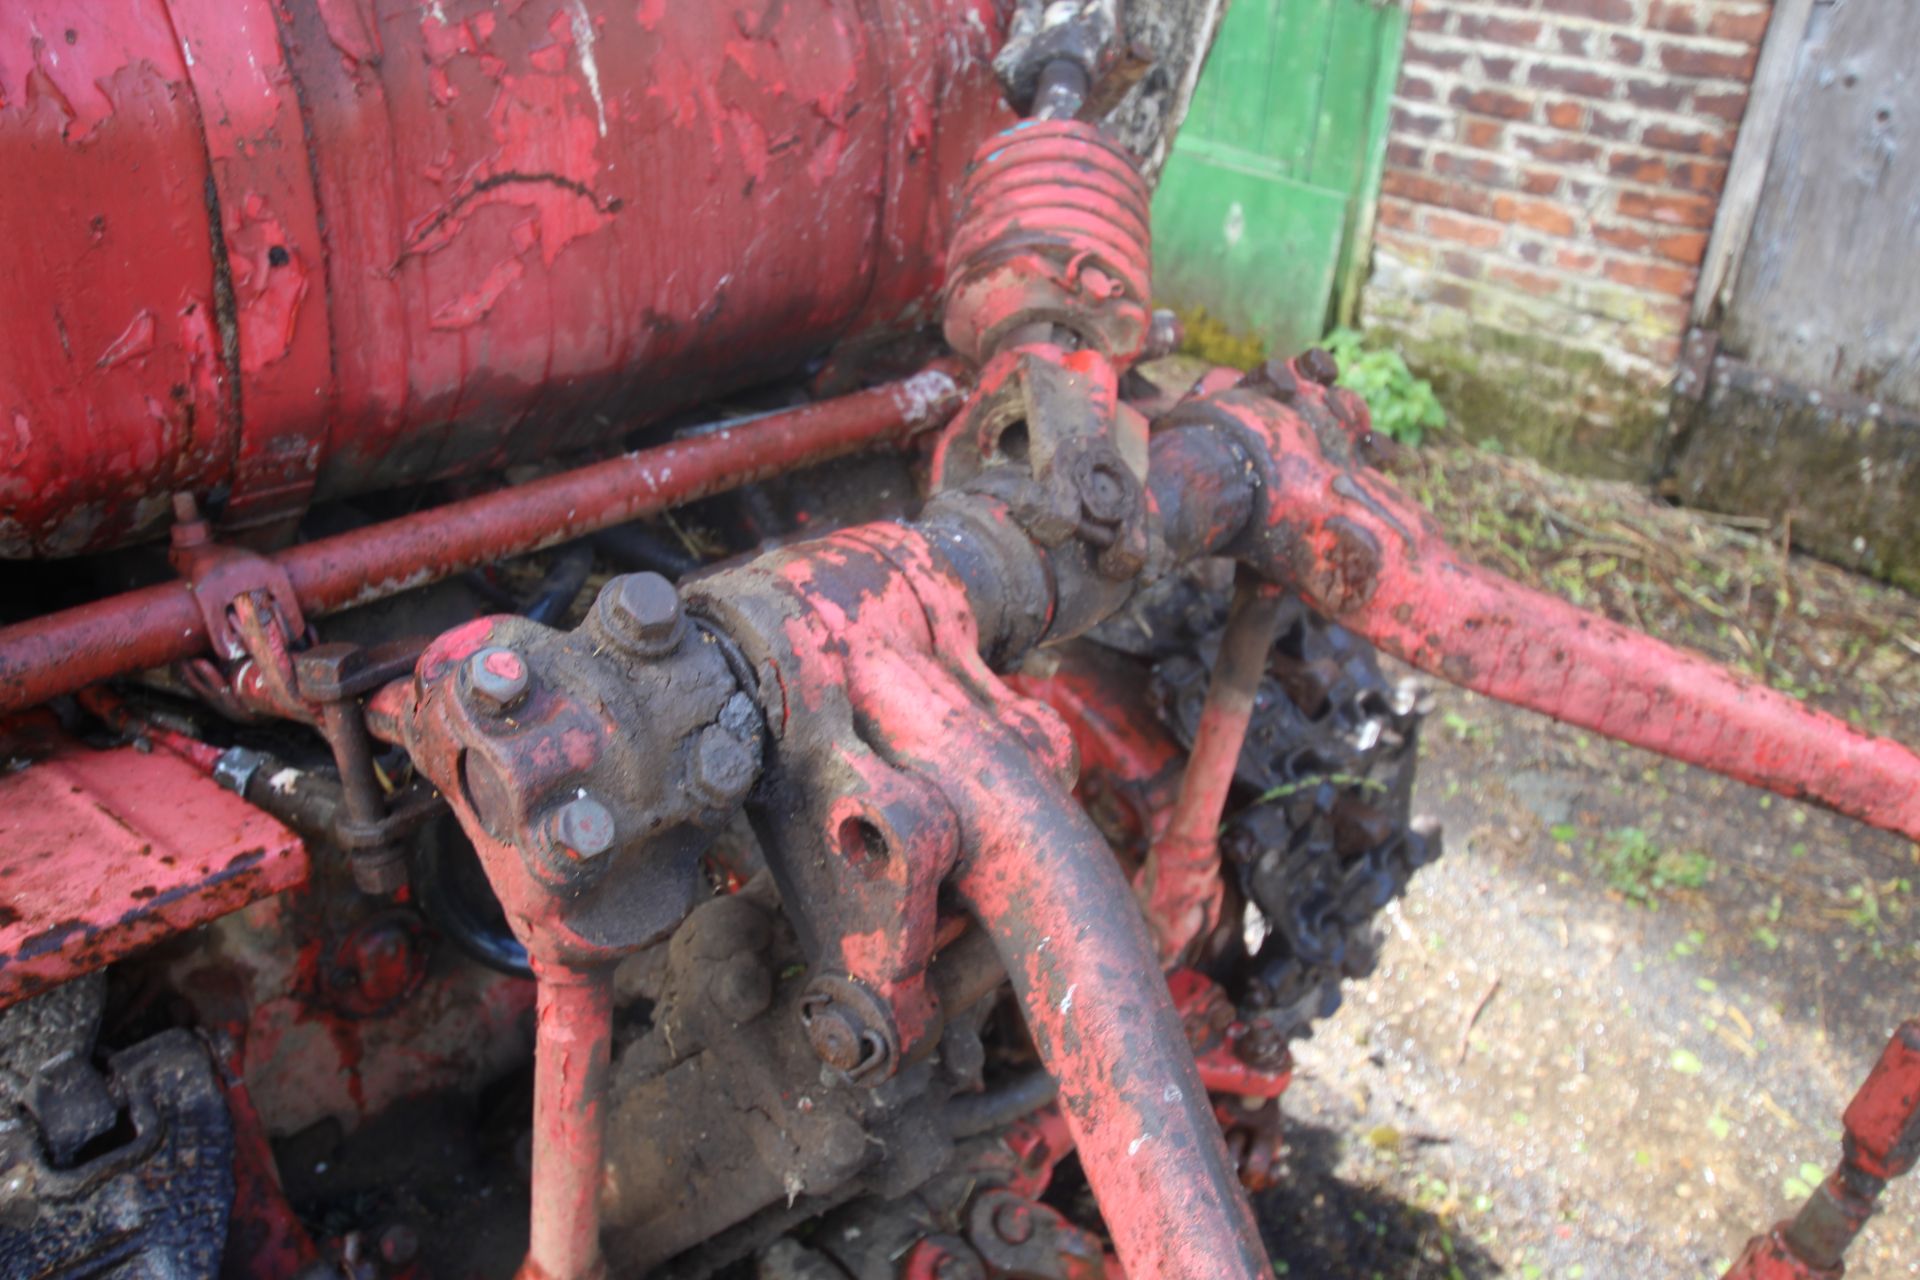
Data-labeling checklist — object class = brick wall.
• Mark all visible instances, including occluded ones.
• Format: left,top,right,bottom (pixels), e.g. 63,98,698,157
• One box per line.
1361,0,1771,474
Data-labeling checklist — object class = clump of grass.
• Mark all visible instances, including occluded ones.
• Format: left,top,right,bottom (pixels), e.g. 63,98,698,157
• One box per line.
1586,826,1714,908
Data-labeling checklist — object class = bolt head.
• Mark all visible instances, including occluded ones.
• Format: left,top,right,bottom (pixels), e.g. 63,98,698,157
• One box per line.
546,796,616,860
801,997,867,1072
1299,346,1340,387
1235,1021,1290,1071
993,1199,1035,1244
466,646,529,712
598,572,683,656
1078,458,1130,524
690,725,756,809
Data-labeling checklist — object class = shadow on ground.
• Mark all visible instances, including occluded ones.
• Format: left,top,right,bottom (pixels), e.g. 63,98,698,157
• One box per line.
1256,1121,1501,1278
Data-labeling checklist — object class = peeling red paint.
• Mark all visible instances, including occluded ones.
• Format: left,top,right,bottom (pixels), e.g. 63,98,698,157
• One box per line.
0,724,307,1010
96,309,157,369
0,0,1009,557
1151,387,1920,841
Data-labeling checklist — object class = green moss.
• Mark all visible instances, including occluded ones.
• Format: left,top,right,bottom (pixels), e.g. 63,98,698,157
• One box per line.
1173,306,1266,370
1362,317,1669,480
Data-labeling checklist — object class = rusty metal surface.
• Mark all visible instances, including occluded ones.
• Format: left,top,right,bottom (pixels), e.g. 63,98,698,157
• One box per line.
4,4,1916,1274
0,367,963,715
1723,1020,1920,1279
0,725,306,1010
943,119,1152,365
0,0,1008,558
522,970,614,1280
396,572,767,1280
1137,576,1285,962
1147,380,1920,843
687,512,1270,1279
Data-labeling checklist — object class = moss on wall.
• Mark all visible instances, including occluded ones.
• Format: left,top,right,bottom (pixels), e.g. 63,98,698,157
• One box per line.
1172,301,1672,481
1361,310,1670,482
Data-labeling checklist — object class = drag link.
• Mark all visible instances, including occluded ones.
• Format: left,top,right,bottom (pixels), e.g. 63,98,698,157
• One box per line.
1151,389,1920,842
0,367,964,717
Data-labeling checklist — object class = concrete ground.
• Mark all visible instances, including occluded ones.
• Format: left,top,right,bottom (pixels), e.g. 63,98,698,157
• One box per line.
1252,446,1920,1278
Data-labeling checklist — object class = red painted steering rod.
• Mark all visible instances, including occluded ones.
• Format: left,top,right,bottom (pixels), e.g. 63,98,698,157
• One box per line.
1148,384,1920,844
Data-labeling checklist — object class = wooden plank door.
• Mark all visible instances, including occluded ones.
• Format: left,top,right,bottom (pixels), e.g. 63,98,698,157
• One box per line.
1666,0,1920,590
1150,0,1408,356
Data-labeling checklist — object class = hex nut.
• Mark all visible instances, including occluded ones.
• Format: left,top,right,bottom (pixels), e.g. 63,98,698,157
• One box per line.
466,646,530,713
596,572,683,657
992,1199,1034,1245
1299,346,1340,387
544,796,616,861
1077,457,1131,526
690,724,756,809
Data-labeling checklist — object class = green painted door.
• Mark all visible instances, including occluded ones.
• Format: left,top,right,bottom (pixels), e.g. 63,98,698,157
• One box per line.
1152,0,1407,357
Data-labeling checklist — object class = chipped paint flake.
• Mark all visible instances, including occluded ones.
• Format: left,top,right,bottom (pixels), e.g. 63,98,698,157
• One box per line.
567,0,608,138
96,310,156,370
896,369,961,425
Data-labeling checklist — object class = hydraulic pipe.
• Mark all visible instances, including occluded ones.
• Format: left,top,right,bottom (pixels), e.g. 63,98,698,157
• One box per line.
1151,391,1920,843
0,368,963,716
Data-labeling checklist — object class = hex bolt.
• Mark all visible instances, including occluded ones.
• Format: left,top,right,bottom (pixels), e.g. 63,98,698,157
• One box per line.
597,572,683,657
1299,346,1340,386
1078,458,1131,526
1242,357,1300,403
800,995,868,1072
993,1199,1035,1245
690,724,756,809
543,795,616,861
466,646,530,712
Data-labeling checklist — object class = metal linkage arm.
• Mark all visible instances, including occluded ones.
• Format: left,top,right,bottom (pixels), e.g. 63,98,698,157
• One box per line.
1151,385,1920,842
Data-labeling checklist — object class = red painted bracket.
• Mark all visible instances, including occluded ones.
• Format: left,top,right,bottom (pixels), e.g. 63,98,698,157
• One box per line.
0,721,307,1010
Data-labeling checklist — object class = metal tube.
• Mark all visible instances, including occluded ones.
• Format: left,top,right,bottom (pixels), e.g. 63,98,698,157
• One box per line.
525,967,617,1280
0,367,963,716
946,1069,1060,1138
1343,539,1920,840
1151,398,1920,843
953,799,1268,1280
1032,59,1091,120
1140,575,1287,961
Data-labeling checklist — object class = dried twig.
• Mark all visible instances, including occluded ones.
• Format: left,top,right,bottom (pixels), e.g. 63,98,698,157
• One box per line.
1455,974,1503,1065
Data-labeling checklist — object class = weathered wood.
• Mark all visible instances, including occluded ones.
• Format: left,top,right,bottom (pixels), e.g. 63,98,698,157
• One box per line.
1720,0,1920,406
1692,0,1815,326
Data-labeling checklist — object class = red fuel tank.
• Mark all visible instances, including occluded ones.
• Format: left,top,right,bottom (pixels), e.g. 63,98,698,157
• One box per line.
0,0,1013,556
